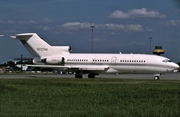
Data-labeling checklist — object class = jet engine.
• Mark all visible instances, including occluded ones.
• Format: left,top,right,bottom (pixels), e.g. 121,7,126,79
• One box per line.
41,57,65,64
32,57,42,64
59,46,72,52
51,46,72,53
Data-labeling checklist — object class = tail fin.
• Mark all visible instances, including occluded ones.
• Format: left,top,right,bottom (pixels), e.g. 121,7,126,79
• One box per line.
10,33,71,58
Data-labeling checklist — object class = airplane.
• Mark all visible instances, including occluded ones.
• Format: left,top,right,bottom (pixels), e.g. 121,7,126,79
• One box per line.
3,33,179,79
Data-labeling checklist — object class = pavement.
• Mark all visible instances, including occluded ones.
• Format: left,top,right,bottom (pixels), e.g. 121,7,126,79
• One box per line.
0,72,179,80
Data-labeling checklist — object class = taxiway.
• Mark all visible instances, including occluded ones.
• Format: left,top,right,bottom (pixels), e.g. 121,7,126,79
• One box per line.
0,72,179,80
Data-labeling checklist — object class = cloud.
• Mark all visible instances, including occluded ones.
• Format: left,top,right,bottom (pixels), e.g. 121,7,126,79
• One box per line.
42,18,54,23
0,19,151,34
160,20,180,26
126,24,144,32
0,20,36,25
61,22,150,32
0,20,15,24
109,10,130,19
34,26,52,31
109,8,166,19
61,22,92,30
18,20,36,25
97,23,146,32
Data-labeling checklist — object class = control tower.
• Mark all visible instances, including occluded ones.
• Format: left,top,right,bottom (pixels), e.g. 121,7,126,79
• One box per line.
152,46,165,55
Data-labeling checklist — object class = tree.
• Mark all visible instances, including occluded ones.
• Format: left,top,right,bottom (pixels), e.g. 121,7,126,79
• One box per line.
7,61,21,71
7,61,15,67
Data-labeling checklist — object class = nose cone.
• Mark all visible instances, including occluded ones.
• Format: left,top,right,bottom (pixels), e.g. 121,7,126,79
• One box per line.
174,63,179,69
171,63,179,71
165,62,179,73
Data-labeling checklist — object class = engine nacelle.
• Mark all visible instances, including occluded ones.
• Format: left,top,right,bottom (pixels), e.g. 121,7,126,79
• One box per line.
51,46,72,53
41,57,65,64
32,57,43,64
59,46,72,52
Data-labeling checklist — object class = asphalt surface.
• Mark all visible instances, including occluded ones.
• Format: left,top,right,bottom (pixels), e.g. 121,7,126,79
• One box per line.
0,72,179,80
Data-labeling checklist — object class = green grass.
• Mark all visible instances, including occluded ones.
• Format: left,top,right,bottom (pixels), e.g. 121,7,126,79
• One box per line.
0,78,180,117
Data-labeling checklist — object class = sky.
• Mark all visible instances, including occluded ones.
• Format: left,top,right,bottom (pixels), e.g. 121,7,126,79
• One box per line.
0,0,180,63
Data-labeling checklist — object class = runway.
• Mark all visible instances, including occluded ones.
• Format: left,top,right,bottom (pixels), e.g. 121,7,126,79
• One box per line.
0,72,179,80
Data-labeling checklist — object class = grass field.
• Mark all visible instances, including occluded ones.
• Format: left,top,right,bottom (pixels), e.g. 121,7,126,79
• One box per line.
0,78,180,117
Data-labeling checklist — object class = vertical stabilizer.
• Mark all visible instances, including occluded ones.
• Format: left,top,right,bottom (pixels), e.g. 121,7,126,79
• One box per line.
10,33,71,58
11,33,51,57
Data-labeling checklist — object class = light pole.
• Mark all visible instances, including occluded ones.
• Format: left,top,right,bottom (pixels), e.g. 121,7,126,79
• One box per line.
149,37,152,54
90,26,94,53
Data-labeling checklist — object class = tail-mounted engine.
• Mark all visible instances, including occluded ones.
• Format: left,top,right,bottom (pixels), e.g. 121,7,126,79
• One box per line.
52,46,72,53
60,46,71,52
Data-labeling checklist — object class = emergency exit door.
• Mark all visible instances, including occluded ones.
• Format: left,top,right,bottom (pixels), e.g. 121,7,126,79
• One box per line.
111,57,117,65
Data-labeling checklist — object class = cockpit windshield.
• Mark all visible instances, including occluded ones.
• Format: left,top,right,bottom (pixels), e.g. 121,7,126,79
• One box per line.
162,59,171,62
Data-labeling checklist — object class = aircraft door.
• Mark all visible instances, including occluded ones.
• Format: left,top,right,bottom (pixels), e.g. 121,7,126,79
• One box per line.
111,57,117,65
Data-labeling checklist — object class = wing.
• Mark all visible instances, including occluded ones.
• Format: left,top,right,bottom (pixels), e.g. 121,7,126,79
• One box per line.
26,64,109,73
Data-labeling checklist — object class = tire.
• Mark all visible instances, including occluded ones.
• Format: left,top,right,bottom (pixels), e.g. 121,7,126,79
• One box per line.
154,76,159,80
75,74,83,78
88,74,95,78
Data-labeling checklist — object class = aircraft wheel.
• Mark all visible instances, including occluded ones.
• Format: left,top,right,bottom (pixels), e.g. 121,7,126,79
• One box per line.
88,74,95,78
75,74,83,78
79,75,83,78
154,76,159,80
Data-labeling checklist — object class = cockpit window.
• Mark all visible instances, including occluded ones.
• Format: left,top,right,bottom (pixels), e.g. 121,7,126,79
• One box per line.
162,59,171,62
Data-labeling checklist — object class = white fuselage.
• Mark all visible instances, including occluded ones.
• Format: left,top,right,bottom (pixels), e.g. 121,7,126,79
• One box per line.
43,53,178,74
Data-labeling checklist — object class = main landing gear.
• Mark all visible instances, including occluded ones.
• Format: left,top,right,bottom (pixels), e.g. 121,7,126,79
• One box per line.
154,76,160,80
88,73,96,78
154,74,161,80
75,73,98,78
75,74,82,78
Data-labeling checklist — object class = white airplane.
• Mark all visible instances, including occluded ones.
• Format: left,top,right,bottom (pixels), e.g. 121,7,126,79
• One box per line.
5,33,179,79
